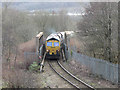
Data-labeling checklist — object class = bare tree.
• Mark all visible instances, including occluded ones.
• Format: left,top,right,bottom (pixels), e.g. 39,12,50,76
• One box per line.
118,1,120,86
77,2,118,63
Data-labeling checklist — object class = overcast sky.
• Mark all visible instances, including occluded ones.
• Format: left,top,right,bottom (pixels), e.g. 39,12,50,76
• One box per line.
6,2,89,13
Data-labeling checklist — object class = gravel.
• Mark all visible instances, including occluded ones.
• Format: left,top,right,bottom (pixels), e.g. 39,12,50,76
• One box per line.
60,59,118,88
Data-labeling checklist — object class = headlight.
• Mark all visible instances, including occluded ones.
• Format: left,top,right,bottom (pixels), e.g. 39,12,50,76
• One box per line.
46,50,49,52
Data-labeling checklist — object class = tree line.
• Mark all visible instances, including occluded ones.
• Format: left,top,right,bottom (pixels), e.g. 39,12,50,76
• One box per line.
2,2,119,64
77,2,118,63
2,3,75,60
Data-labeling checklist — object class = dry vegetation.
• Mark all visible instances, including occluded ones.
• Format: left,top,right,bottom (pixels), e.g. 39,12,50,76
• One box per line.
3,66,37,88
2,2,75,88
77,2,118,63
2,2,120,88
2,39,38,88
18,38,36,55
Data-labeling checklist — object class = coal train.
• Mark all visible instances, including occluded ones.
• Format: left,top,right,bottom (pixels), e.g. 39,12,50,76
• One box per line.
45,32,67,60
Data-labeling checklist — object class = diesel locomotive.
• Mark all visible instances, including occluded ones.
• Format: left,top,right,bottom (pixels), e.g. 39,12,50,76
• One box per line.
45,32,67,59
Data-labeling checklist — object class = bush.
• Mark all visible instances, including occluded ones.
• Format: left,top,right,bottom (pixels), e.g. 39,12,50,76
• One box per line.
2,57,39,88
3,66,37,88
29,62,40,72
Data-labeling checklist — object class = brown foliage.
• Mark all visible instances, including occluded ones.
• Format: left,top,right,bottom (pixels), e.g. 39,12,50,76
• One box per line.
3,65,37,88
3,38,39,88
18,38,36,55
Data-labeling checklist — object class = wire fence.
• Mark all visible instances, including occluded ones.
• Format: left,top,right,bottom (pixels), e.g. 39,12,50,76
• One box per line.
67,48,118,84
23,46,118,84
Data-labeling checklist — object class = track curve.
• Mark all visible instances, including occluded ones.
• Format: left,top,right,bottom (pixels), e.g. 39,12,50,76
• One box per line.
48,60,96,90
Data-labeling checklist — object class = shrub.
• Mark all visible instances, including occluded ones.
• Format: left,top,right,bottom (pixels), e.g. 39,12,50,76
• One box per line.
3,66,37,88
29,62,40,72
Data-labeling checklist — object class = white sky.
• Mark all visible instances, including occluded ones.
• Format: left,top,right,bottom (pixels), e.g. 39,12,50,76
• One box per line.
1,0,119,2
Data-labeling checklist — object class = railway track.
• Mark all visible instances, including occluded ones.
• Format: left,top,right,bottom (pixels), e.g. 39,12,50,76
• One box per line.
48,60,96,90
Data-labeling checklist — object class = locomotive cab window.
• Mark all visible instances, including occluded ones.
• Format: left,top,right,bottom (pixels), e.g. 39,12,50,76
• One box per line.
54,42,59,46
47,42,52,46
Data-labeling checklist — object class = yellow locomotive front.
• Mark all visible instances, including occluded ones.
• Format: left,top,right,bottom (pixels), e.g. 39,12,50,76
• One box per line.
45,34,61,59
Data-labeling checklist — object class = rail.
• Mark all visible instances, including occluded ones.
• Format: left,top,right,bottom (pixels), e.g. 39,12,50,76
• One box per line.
57,61,95,89
48,60,96,90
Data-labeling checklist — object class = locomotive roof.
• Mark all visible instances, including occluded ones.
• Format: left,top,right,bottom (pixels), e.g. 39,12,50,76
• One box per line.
46,33,60,41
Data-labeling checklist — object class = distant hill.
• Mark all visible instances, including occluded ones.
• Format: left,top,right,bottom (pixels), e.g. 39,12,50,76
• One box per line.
9,2,89,13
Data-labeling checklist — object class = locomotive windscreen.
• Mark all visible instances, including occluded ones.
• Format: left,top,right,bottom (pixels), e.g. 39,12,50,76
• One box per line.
47,42,52,46
54,42,59,46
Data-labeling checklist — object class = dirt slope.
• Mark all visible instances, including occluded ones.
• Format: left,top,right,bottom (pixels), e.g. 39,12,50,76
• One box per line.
18,38,36,55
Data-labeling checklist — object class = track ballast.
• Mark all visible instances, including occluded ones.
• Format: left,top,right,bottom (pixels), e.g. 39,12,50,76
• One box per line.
48,60,95,90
